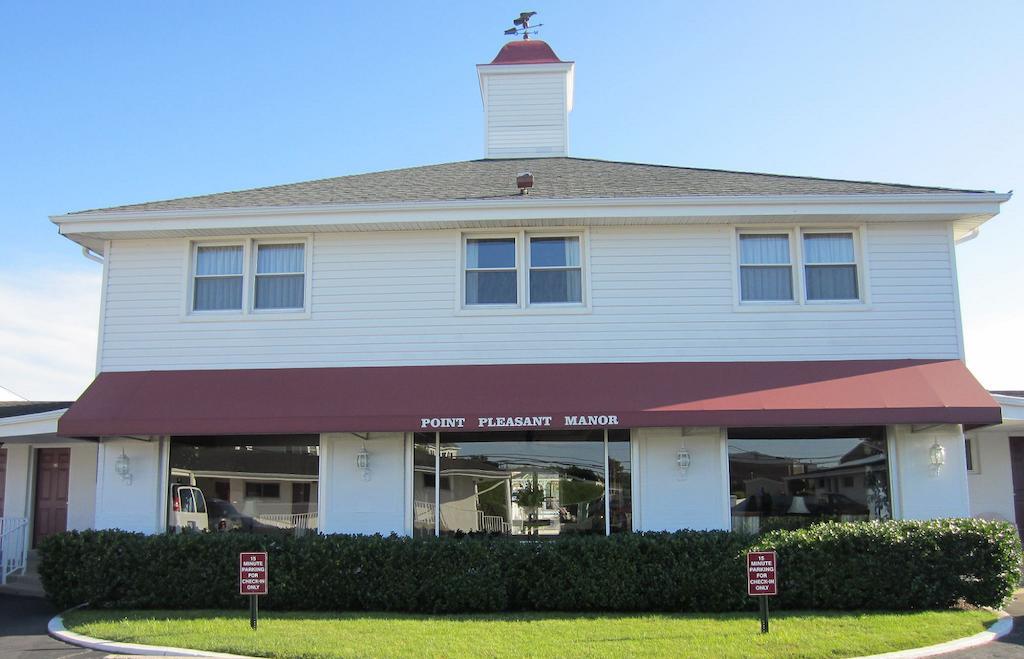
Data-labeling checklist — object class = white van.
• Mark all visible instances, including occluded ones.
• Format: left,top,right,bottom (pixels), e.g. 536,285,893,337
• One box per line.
169,484,210,532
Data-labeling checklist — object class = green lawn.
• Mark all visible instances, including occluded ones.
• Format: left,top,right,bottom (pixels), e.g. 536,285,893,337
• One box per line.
64,609,997,658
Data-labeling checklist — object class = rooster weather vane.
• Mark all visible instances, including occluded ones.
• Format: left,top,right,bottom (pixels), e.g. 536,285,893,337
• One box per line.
504,11,541,40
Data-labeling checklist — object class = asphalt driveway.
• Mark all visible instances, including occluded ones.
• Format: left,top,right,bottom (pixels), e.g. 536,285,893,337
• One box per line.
0,593,106,659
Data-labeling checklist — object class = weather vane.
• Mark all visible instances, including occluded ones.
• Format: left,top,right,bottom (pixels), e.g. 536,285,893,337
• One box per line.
504,11,541,40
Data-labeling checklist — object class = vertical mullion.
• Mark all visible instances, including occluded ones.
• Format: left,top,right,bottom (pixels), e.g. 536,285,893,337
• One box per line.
604,429,610,536
434,431,440,537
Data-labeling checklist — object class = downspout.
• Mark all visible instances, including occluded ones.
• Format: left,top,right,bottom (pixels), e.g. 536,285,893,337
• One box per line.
81,246,104,264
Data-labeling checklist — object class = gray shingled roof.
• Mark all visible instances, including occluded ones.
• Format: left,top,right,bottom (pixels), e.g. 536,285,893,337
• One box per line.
0,401,71,419
73,157,989,215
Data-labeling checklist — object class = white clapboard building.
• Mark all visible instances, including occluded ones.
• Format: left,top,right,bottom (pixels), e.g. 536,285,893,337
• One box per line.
2,34,1019,553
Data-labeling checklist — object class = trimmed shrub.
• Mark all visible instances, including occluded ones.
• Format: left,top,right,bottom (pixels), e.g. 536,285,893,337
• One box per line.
38,519,1020,613
752,519,1022,611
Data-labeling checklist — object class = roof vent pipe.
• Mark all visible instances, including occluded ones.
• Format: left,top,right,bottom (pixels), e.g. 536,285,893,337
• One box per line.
517,172,534,194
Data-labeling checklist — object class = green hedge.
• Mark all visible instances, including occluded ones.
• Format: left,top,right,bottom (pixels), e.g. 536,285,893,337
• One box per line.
39,519,1020,613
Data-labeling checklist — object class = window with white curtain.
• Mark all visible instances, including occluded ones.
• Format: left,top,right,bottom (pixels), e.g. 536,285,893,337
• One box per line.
738,234,794,302
463,232,587,310
803,232,858,301
193,245,244,311
190,238,309,315
465,238,517,305
529,236,582,304
255,243,305,310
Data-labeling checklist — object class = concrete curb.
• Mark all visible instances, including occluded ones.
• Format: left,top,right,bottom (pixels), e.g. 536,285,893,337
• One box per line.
857,610,1013,658
47,608,1013,659
48,609,252,658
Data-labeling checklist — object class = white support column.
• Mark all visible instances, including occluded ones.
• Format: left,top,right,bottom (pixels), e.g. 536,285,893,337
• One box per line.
635,427,729,531
890,424,971,520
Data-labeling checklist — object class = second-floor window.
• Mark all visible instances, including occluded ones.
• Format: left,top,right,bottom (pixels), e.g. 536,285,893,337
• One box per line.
738,233,794,301
737,228,863,305
462,231,587,310
255,243,305,309
194,245,244,311
803,232,858,301
465,238,517,305
190,238,308,315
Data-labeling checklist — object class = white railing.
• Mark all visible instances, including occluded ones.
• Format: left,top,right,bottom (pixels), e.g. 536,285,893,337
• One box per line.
254,512,319,537
415,501,436,523
477,511,511,534
0,517,29,585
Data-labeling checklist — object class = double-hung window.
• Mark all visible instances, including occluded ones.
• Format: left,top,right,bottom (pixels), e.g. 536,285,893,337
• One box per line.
462,231,587,310
803,232,858,301
529,236,582,304
738,234,794,302
738,229,862,305
190,238,308,315
193,245,244,311
255,243,305,310
465,238,518,305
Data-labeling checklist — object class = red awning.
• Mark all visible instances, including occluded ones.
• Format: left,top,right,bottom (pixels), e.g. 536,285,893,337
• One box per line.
57,359,1001,438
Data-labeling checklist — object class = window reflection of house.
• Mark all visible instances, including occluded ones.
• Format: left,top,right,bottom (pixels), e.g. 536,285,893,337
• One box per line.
413,430,630,538
169,435,319,535
728,427,890,533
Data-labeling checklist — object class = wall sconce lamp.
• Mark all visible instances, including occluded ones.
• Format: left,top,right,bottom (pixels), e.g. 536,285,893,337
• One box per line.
677,442,691,480
929,439,946,477
356,442,371,481
114,448,133,485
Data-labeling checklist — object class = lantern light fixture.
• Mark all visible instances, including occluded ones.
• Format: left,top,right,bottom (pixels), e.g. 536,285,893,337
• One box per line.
677,442,691,480
356,442,371,481
928,439,946,477
114,448,132,485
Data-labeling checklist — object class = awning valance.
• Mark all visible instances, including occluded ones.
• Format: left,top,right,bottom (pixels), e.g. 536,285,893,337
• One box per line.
57,359,1001,438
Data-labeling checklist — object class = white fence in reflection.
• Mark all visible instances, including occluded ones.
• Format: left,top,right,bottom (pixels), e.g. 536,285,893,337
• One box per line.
254,512,318,537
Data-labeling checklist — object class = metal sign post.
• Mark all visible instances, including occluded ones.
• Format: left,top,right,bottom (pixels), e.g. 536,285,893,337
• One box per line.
746,551,777,634
239,552,268,631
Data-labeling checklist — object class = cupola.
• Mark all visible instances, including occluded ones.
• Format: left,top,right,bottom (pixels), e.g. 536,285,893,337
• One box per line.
477,14,574,159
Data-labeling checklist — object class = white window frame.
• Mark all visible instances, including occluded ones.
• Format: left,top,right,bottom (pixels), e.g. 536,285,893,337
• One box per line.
185,235,312,320
736,229,797,305
457,229,590,314
734,225,868,310
800,230,862,304
526,234,585,307
462,233,520,309
251,239,309,314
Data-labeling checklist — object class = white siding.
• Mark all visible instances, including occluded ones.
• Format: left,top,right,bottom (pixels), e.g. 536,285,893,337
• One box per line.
319,432,408,535
98,222,961,372
634,427,729,531
889,424,971,519
967,430,1017,524
484,71,568,158
94,437,168,534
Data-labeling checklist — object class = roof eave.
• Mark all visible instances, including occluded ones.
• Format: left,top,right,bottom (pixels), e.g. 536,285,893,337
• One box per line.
51,192,1010,241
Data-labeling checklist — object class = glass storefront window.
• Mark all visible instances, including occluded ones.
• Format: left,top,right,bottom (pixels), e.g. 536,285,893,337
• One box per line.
728,427,891,533
414,429,631,537
168,435,319,537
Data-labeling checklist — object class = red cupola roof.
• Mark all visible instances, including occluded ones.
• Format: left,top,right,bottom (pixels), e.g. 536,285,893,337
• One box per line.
490,39,565,65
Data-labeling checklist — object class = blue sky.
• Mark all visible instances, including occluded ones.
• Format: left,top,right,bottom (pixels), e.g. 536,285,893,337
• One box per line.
1,1,1021,399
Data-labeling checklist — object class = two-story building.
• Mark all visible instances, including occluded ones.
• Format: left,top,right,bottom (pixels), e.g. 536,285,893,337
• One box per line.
27,36,1014,541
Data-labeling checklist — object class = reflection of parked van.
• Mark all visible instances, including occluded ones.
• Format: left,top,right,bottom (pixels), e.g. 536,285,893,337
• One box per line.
169,484,209,532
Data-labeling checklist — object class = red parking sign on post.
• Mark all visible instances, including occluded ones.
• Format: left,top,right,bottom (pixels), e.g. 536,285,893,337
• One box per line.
240,551,267,630
239,552,268,595
747,551,777,596
747,550,777,634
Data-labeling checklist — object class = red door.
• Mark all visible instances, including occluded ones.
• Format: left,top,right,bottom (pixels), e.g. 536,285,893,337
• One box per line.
0,448,7,516
33,448,70,547
1009,438,1024,535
